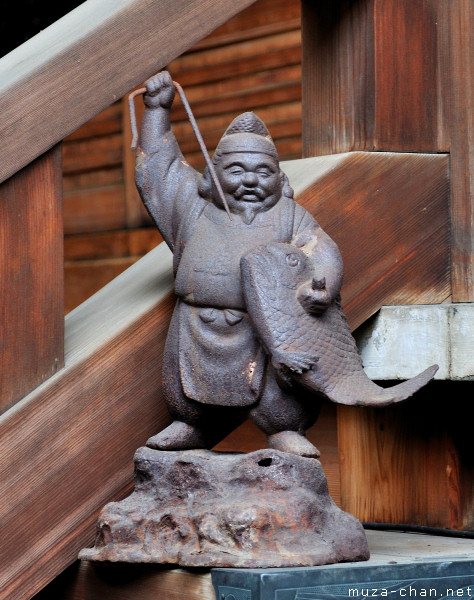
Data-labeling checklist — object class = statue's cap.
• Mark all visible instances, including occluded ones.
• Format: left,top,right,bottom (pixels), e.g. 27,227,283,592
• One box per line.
214,112,278,160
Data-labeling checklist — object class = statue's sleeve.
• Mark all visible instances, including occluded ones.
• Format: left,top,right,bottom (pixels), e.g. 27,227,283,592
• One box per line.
292,204,344,303
135,128,204,253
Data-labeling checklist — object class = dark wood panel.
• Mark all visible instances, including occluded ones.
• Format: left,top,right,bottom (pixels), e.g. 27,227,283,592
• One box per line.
34,561,214,600
170,38,301,89
301,0,375,156
195,0,300,49
63,134,123,174
0,145,64,414
63,166,123,193
178,64,301,105
65,258,138,314
0,247,175,600
0,0,258,185
63,185,126,235
64,230,162,313
64,229,162,314
373,0,440,151
170,29,301,75
171,82,302,122
64,229,162,261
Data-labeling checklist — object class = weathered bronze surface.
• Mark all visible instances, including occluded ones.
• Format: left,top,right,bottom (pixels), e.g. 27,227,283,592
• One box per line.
79,447,369,567
134,70,437,458
80,72,438,568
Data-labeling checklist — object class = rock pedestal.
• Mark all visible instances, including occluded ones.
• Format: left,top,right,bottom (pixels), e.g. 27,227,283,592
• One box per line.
79,448,369,568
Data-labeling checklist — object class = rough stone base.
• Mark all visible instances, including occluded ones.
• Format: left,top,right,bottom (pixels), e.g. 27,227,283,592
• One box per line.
79,448,369,568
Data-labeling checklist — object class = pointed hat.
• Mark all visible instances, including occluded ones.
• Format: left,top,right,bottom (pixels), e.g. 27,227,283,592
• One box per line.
214,112,279,160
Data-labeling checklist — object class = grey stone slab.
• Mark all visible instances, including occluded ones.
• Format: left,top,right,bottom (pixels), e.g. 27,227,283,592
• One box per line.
355,304,474,381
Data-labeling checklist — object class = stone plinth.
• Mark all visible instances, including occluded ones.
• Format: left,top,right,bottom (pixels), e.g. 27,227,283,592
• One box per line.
79,448,369,568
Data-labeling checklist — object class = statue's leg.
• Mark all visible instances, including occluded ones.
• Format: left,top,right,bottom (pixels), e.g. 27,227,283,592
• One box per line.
249,365,322,458
146,304,213,450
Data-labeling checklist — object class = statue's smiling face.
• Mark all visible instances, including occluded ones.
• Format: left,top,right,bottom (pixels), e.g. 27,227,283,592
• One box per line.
214,152,282,220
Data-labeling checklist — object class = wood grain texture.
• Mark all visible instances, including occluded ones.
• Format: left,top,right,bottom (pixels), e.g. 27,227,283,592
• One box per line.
301,0,375,156
338,381,474,530
0,245,175,600
439,0,474,302
64,185,126,235
36,562,216,600
301,0,444,156
0,0,258,185
0,145,64,414
373,0,440,152
193,0,300,50
64,230,162,313
302,0,472,301
64,229,162,262
282,152,451,330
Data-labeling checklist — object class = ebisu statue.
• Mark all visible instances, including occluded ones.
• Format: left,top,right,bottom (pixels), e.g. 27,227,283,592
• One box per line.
79,71,437,568
135,70,437,458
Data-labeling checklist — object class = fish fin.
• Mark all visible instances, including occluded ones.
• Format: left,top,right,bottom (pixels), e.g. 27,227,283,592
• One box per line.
271,349,319,375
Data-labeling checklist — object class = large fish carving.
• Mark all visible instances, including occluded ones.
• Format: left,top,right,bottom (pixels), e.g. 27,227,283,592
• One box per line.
241,243,438,407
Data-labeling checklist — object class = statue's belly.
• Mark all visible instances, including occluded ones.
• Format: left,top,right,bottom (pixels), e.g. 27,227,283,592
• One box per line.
175,213,276,309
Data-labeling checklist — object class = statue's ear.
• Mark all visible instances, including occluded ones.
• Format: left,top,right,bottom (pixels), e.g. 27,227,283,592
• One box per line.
198,166,212,199
280,170,294,200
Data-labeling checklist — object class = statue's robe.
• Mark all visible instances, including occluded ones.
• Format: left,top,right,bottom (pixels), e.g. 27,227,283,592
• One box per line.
135,145,332,407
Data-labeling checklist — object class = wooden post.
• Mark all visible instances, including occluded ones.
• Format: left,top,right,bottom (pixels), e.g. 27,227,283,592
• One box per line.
0,145,64,414
439,0,474,302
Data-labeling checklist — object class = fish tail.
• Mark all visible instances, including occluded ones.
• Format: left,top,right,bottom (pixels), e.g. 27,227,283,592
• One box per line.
326,364,438,407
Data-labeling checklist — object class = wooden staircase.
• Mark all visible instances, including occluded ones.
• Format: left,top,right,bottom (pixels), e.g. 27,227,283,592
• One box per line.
0,1,472,599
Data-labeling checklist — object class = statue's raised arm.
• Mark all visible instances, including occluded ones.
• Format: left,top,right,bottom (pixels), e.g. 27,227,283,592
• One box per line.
135,71,204,254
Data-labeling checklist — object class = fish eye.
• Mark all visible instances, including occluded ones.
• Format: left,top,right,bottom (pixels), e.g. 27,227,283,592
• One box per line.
286,253,300,267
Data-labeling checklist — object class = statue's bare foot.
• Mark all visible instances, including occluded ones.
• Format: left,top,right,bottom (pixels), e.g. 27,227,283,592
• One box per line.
146,420,209,450
267,430,320,458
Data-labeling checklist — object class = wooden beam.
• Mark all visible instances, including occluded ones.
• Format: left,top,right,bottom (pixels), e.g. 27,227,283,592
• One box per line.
0,0,257,185
282,151,451,330
0,245,175,600
0,145,64,414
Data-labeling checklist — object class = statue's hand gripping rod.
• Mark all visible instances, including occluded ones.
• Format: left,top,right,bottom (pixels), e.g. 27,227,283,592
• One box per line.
128,80,232,220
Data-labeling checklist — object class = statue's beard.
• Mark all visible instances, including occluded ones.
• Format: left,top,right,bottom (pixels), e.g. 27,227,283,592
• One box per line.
239,203,261,225
213,187,279,224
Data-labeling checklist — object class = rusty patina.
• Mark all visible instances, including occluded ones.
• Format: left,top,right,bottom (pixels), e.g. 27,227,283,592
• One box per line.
79,448,369,567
